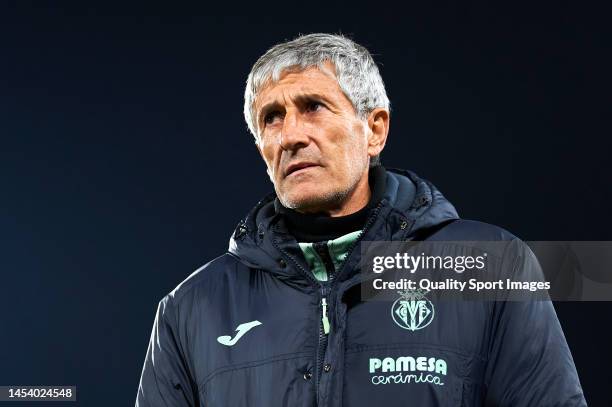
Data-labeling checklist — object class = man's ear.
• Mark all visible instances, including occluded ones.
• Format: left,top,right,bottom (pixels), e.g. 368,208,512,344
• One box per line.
255,139,274,182
255,138,264,160
366,108,390,159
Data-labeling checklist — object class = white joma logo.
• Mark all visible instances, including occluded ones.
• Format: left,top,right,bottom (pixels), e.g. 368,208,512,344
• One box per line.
217,320,262,346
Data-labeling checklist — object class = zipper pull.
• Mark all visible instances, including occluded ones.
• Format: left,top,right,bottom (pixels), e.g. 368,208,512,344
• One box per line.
321,297,330,335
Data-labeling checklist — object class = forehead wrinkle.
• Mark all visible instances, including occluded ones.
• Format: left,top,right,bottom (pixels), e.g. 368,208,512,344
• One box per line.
257,83,304,117
255,65,354,133
250,60,353,133
263,83,340,110
258,64,336,103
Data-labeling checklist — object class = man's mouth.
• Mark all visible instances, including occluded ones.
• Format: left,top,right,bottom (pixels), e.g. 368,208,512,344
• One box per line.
285,162,318,177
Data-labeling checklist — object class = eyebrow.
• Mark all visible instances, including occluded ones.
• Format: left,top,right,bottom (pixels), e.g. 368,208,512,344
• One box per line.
257,93,334,125
258,101,283,125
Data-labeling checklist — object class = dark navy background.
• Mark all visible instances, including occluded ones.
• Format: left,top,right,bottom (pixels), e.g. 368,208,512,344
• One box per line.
1,4,610,406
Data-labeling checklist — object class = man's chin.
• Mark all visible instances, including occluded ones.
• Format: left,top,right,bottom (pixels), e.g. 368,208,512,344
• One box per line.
278,189,344,213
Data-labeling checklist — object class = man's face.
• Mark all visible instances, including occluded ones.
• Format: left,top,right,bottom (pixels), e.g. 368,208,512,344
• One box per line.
254,63,373,214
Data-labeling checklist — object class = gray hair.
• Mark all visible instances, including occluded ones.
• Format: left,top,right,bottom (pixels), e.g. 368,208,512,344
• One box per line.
243,33,390,157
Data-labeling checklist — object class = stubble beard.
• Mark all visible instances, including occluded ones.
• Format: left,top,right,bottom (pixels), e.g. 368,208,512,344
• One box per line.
280,186,350,214
278,164,364,214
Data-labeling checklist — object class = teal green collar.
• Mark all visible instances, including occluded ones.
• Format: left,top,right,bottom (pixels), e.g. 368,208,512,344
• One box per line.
298,230,361,281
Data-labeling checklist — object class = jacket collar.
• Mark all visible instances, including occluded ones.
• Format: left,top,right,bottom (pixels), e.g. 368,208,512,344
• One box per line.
228,167,460,287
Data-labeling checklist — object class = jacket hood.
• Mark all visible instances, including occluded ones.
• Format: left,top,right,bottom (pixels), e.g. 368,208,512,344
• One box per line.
228,167,459,282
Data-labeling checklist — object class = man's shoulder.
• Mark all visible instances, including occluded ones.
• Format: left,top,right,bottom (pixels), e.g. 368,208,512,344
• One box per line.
429,218,520,242
161,252,242,308
425,219,543,273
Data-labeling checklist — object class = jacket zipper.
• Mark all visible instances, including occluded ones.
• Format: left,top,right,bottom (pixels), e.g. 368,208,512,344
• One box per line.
270,202,384,405
315,286,331,404
313,201,385,405
270,229,328,404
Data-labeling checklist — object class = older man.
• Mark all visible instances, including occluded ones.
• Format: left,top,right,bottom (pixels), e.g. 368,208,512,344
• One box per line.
136,33,586,406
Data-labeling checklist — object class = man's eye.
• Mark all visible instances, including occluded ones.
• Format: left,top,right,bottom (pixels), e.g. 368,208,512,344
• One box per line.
306,101,323,112
264,112,282,125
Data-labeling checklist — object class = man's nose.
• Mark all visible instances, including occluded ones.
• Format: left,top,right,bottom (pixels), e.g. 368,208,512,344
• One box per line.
279,110,310,151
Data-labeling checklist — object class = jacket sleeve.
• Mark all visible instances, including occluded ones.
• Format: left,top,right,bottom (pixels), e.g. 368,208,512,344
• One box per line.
483,239,587,406
136,295,199,407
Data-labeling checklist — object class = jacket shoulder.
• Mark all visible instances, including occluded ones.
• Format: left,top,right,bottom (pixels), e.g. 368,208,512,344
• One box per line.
430,218,520,242
427,219,538,266
163,253,241,306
